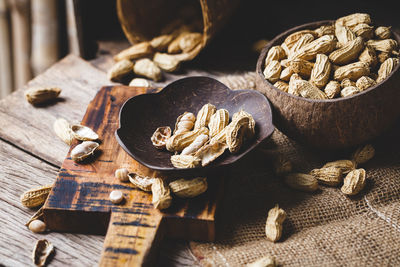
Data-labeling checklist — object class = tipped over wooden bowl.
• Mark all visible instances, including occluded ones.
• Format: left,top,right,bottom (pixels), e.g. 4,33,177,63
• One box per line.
256,20,400,149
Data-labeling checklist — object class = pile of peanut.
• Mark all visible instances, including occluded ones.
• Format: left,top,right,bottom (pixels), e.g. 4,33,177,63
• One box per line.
114,168,208,210
53,118,101,162
107,20,203,85
263,13,399,99
271,144,374,195
247,144,375,267
151,103,256,169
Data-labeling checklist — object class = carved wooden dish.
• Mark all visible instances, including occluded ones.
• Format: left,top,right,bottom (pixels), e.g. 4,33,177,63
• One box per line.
256,20,400,149
116,76,274,176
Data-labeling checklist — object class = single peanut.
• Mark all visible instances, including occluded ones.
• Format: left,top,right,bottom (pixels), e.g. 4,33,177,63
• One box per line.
169,177,207,198
265,204,286,242
341,169,366,195
351,144,375,164
284,173,318,192
310,167,343,186
151,178,172,209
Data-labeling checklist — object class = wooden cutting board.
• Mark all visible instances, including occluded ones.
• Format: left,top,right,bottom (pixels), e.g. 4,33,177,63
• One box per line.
43,86,224,266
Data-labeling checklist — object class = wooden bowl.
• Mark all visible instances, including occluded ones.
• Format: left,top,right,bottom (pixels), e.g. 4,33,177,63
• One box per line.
256,20,400,149
116,76,274,176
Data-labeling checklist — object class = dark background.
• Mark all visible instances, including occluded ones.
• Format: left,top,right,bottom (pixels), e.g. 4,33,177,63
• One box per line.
75,0,400,67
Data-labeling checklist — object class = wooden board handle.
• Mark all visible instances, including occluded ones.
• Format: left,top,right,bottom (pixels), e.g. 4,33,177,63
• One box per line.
99,207,164,266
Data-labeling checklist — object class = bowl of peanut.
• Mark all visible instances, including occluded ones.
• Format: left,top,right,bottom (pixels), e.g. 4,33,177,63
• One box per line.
116,76,274,175
255,13,400,149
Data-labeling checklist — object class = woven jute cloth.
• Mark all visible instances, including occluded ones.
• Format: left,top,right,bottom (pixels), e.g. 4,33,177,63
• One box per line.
189,89,400,266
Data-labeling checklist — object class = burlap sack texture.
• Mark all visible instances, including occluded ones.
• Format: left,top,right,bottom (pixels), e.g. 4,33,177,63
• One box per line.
189,85,400,266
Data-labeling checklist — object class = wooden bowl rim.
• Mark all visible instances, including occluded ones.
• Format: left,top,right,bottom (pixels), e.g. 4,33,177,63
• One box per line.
256,19,400,103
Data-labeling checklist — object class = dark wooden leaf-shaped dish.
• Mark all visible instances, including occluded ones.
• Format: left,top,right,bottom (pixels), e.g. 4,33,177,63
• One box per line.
116,76,274,176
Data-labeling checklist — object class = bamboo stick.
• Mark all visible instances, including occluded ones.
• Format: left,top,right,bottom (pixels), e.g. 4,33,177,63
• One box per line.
31,0,58,76
0,0,13,98
65,0,80,56
9,0,31,90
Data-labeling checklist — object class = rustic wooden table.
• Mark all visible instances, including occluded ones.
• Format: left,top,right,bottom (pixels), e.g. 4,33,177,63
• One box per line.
0,40,257,266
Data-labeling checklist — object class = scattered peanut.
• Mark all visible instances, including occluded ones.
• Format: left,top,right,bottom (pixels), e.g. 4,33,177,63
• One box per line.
323,159,356,174
169,177,207,198
28,220,46,233
70,124,99,141
128,174,155,192
115,168,129,182
133,58,162,81
114,42,154,61
284,173,318,192
107,59,133,81
25,87,61,105
32,239,54,267
272,155,292,176
129,78,152,87
25,207,44,227
178,32,202,52
341,168,366,195
265,204,286,242
70,141,99,162
53,118,74,145
153,52,182,72
150,34,174,51
351,144,375,165
310,167,343,186
21,185,52,208
151,178,172,210
109,190,124,204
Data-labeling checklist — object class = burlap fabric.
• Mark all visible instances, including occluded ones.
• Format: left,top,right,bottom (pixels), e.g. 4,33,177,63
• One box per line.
189,76,400,266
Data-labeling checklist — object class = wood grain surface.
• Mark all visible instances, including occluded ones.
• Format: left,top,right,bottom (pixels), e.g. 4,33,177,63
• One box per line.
0,40,254,265
0,55,115,166
44,85,222,266
0,55,113,266
0,52,228,266
0,139,104,267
